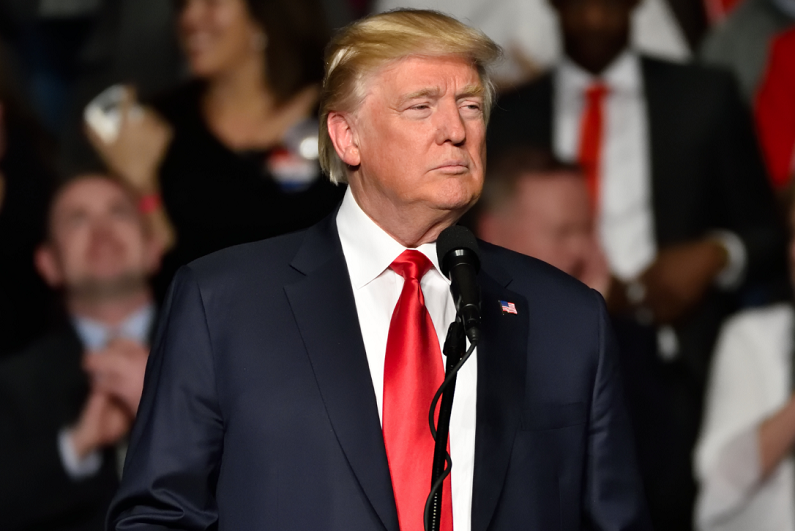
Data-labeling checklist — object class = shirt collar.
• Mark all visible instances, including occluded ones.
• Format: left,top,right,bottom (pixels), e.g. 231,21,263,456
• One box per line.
336,187,447,289
558,50,643,95
72,302,156,351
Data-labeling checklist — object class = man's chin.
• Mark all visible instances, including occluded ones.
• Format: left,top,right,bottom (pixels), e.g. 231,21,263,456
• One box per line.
68,273,148,302
428,179,481,210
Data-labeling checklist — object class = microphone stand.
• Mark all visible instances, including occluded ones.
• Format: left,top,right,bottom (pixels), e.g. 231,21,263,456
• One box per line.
425,318,467,531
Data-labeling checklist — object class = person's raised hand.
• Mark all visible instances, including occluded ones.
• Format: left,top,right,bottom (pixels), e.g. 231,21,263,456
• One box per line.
638,239,728,325
69,390,132,460
85,86,173,195
84,338,150,416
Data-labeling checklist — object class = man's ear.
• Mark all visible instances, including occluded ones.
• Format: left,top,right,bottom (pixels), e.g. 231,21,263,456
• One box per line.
327,111,361,167
34,244,63,288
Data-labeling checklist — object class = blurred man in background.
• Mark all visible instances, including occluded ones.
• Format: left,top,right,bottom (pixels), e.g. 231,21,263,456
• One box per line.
0,173,160,531
487,0,785,527
475,144,610,295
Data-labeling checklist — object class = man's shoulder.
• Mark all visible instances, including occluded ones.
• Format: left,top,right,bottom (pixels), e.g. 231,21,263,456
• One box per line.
479,240,598,309
0,327,81,374
641,55,738,97
0,326,83,403
183,229,310,287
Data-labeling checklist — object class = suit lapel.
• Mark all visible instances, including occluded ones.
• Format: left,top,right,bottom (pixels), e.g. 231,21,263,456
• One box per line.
471,263,529,531
284,215,399,531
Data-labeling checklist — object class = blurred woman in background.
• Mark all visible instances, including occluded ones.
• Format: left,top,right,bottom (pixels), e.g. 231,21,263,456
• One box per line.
89,0,344,295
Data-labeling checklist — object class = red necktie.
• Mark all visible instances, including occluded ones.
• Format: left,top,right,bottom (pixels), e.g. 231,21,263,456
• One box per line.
755,29,795,190
383,250,453,531
577,83,609,209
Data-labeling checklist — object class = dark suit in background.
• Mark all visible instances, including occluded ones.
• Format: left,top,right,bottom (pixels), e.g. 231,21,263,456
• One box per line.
488,56,786,530
108,213,651,530
0,327,119,531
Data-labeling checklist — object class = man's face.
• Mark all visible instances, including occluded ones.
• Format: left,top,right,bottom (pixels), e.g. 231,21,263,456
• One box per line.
480,172,595,278
39,177,157,298
552,0,636,75
349,55,486,227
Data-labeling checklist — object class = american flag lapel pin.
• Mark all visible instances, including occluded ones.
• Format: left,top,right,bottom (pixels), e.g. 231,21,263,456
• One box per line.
500,300,518,315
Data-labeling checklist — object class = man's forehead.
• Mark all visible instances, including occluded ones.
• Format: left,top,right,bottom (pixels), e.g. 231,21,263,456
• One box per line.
372,55,482,96
53,176,131,217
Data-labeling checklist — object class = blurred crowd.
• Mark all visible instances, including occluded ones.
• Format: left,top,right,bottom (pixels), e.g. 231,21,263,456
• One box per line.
0,0,794,530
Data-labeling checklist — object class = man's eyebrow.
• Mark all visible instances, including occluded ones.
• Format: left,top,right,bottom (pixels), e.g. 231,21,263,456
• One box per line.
398,87,442,105
456,84,485,99
396,84,484,106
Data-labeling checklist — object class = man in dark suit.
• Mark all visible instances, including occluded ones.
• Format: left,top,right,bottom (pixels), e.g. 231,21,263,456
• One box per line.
108,10,651,531
0,173,160,531
487,0,785,528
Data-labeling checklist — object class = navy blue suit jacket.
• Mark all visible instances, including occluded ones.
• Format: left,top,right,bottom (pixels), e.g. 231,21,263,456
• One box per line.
108,213,650,530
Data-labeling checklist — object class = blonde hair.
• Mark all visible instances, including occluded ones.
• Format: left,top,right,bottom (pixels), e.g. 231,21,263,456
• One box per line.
319,9,502,184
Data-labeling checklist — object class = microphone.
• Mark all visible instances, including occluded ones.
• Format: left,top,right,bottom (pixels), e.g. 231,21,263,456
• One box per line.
436,226,481,344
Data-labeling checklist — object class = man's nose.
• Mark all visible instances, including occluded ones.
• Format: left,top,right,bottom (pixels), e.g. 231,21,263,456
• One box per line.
90,221,118,245
435,101,467,145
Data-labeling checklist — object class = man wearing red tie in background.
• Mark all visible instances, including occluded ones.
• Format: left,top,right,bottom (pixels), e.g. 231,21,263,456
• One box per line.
109,9,650,531
488,0,786,528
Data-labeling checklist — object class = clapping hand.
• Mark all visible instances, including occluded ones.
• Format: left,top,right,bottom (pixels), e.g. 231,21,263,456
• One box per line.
636,239,727,325
69,390,132,460
83,338,150,416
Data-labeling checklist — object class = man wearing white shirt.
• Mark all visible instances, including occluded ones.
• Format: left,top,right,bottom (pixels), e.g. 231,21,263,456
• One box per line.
108,10,651,531
0,173,160,531
487,0,785,528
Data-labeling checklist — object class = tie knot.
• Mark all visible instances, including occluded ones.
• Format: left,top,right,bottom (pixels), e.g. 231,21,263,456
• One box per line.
585,82,609,102
390,250,434,281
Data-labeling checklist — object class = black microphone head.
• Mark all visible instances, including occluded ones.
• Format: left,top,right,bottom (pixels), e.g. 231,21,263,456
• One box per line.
436,225,481,277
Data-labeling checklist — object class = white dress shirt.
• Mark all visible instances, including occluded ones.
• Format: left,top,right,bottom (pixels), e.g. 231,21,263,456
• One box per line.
555,51,656,281
58,303,156,479
336,187,478,531
694,303,795,531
